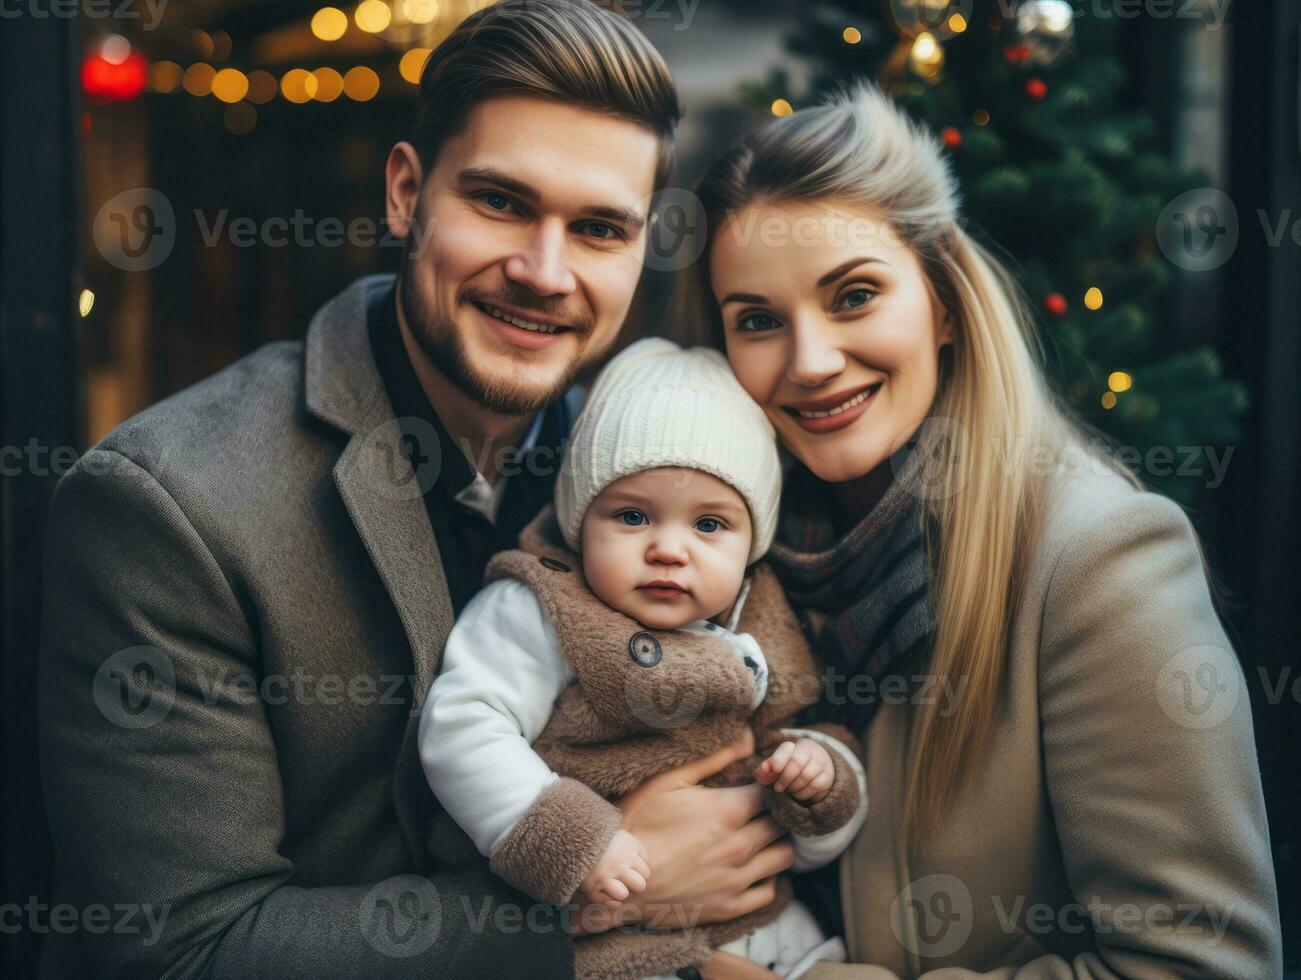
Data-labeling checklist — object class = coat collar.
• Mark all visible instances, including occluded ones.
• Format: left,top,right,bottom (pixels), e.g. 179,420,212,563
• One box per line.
303,274,456,865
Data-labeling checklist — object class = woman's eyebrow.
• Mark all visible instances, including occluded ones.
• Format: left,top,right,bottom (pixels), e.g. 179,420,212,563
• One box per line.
816,256,890,287
720,256,893,306
720,292,769,307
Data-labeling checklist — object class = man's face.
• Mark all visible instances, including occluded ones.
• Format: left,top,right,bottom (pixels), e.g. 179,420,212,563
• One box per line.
388,94,661,416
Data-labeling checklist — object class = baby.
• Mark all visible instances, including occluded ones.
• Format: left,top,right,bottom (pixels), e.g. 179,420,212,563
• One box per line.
418,339,866,980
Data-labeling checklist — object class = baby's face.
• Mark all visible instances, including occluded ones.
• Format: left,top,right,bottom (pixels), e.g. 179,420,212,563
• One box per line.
580,467,753,630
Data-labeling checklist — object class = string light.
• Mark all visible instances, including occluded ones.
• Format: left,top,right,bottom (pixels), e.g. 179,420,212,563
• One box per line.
246,70,278,104
312,7,348,41
211,68,249,104
1084,286,1104,310
182,63,216,97
344,66,380,101
312,67,345,102
355,0,391,33
1100,391,1117,409
771,98,793,117
78,289,95,318
1107,371,1133,393
149,61,183,93
842,27,861,44
948,12,968,33
400,48,432,85
281,68,318,104
402,0,439,25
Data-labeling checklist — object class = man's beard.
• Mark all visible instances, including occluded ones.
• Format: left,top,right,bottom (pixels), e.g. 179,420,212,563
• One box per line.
397,268,602,418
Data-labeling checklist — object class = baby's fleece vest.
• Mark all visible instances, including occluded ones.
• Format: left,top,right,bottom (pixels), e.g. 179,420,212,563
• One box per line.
425,506,860,980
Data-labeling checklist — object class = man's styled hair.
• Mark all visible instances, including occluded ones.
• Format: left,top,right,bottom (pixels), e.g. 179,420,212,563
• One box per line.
412,0,682,189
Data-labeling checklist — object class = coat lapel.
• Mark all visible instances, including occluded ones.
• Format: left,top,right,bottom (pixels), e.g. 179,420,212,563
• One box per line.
304,274,455,862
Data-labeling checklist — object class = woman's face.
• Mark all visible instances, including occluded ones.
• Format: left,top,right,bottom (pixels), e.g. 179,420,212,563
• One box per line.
711,199,953,484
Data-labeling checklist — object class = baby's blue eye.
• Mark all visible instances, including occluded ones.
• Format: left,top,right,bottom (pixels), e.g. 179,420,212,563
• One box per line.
695,517,721,534
619,510,646,527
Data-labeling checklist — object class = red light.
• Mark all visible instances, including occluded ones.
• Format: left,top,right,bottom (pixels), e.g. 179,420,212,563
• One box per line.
81,51,148,103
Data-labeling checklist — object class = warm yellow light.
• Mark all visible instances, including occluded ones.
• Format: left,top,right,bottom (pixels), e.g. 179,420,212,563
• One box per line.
182,63,216,97
399,48,431,84
312,7,348,41
842,26,861,44
909,32,945,78
78,288,94,318
344,66,381,101
355,0,391,33
948,12,968,33
1084,286,1104,310
1108,371,1133,393
771,98,793,117
281,68,319,104
403,0,439,24
1100,391,1117,410
972,108,990,126
312,67,345,102
211,68,249,104
150,60,183,93
246,69,278,104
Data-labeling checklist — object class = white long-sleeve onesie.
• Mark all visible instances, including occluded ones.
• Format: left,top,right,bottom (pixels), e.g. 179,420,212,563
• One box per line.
417,575,868,876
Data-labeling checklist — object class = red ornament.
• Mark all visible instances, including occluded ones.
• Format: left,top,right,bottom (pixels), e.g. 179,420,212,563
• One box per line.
1043,292,1067,317
81,51,148,103
1025,78,1048,100
1003,43,1030,64
942,127,962,149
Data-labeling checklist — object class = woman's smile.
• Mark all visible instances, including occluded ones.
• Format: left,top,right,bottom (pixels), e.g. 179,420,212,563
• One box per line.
783,381,883,433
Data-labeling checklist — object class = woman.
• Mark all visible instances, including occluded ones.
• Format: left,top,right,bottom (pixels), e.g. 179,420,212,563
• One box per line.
678,81,1281,978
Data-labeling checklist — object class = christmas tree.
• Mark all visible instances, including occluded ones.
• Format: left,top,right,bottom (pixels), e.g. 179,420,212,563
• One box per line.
740,0,1244,504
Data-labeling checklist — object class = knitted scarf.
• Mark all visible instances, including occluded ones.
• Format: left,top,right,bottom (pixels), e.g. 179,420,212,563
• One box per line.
766,423,939,735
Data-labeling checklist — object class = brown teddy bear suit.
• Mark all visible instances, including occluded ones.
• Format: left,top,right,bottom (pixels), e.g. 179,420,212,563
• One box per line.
428,507,861,979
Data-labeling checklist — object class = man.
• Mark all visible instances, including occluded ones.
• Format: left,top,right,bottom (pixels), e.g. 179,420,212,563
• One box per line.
38,1,792,977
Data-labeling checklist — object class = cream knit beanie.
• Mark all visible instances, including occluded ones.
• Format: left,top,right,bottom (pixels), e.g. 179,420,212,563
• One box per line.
555,338,781,563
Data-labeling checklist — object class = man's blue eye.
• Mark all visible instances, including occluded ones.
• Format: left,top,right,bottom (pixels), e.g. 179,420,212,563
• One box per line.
696,518,720,533
739,313,779,332
482,193,510,211
620,511,646,526
586,222,616,240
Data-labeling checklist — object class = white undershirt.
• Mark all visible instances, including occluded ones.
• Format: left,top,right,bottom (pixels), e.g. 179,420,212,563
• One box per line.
451,409,546,525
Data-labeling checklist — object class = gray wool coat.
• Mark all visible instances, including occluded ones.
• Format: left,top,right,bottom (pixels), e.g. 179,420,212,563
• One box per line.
37,274,577,978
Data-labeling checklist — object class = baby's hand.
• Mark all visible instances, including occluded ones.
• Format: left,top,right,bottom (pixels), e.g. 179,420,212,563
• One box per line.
755,738,834,803
580,828,650,909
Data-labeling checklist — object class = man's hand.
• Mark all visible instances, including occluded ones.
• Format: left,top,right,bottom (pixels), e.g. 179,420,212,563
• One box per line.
755,738,835,803
570,731,794,935
580,828,650,908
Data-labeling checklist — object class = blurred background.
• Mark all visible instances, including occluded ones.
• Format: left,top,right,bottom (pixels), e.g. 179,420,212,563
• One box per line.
2,0,1297,972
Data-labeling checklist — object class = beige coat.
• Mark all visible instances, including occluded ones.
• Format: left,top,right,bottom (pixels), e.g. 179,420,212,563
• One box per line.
807,459,1281,979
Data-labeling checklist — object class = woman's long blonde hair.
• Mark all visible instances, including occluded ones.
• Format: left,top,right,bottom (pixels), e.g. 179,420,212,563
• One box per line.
676,80,1140,847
